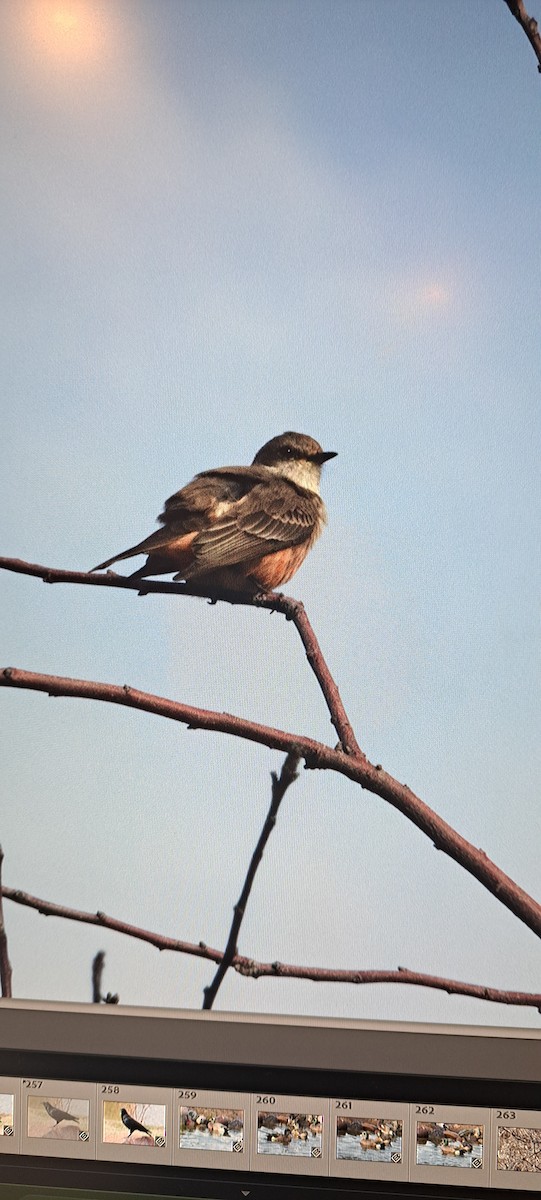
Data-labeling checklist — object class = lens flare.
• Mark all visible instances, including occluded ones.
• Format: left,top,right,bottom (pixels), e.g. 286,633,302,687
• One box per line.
25,0,105,65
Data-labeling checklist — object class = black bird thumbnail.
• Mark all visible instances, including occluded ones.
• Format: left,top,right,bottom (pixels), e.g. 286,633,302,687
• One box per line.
120,1107,152,1139
43,1100,79,1125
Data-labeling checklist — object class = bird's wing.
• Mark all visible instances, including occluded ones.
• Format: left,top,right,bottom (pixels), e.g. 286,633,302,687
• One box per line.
51,1105,75,1121
190,481,324,571
92,468,273,571
91,474,235,569
158,466,271,523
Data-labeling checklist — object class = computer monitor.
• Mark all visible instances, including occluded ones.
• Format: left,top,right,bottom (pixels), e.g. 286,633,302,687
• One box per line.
1,1,539,1197
1,1001,541,1196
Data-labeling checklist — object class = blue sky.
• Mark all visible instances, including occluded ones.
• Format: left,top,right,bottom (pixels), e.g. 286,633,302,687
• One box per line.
1,0,540,1026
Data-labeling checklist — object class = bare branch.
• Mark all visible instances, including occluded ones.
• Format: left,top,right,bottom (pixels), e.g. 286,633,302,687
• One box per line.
3,884,218,957
3,883,540,1010
0,846,13,998
203,751,301,1010
92,950,104,1002
504,0,541,72
0,666,318,759
2,665,541,941
0,557,361,756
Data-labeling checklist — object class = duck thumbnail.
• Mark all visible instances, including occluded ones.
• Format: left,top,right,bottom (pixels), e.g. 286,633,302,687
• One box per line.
257,1112,323,1157
179,1106,244,1152
337,1116,402,1161
416,1122,483,1168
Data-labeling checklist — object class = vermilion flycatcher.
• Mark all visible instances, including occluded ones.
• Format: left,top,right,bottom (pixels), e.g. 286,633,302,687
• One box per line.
92,431,337,591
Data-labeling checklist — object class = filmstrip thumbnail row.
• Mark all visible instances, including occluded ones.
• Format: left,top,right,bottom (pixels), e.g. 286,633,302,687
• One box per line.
0,1077,540,1190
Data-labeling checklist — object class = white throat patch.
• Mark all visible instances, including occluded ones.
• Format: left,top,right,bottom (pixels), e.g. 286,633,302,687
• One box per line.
267,458,322,493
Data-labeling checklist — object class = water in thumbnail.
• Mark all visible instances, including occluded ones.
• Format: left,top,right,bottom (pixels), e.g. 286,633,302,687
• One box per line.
179,1106,244,1152
337,1117,402,1162
416,1122,483,1168
257,1112,323,1157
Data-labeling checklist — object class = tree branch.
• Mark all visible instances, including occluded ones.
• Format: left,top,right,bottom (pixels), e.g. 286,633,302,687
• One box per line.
504,0,541,72
0,846,13,998
0,557,362,757
2,665,541,941
202,751,301,1010
3,883,540,1010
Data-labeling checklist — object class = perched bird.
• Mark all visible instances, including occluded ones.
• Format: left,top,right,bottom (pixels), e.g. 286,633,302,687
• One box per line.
43,1100,79,1126
92,432,337,592
120,1108,152,1139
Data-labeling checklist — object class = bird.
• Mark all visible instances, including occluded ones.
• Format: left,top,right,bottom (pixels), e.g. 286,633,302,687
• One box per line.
120,1107,152,1139
43,1100,79,1126
91,432,337,593
266,1129,292,1144
207,1120,230,1136
360,1132,384,1150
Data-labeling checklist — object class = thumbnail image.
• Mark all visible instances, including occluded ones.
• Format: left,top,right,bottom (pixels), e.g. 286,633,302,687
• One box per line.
27,1096,89,1141
179,1106,244,1152
497,1127,541,1173
0,1095,14,1137
102,1102,166,1146
336,1117,402,1162
416,1122,483,1169
257,1112,323,1158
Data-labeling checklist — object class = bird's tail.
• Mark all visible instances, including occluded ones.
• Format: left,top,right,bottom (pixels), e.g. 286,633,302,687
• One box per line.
91,526,179,573
90,546,141,572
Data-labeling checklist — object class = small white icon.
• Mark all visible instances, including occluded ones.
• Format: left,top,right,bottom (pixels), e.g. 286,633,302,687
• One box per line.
391,1151,401,1163
472,1156,482,1169
311,1146,322,1158
78,1130,89,1142
3,1126,13,1137
233,1140,243,1152
155,1136,166,1148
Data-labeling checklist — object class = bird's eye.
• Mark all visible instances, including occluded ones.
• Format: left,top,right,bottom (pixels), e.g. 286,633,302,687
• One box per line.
285,447,293,455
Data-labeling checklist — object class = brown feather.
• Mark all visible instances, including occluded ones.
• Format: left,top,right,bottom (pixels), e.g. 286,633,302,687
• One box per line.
187,481,324,574
248,542,314,589
91,433,334,585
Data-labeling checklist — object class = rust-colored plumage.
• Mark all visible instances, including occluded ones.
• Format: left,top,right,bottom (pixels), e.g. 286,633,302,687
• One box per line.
92,431,337,592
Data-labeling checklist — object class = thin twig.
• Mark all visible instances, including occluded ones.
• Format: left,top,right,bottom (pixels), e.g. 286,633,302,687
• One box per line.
91,950,119,1004
2,883,540,1010
2,666,541,941
0,847,13,998
0,558,362,756
203,751,301,1010
504,0,541,72
92,950,105,1002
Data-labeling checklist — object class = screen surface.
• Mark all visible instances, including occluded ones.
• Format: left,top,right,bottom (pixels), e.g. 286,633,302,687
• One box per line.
1,0,539,1037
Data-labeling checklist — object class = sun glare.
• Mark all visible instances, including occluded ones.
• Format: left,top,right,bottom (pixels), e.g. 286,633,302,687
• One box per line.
25,0,105,65
420,283,449,308
52,8,78,33
388,276,454,326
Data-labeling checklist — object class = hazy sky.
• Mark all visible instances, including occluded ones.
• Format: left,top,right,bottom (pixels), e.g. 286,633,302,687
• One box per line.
1,0,540,1028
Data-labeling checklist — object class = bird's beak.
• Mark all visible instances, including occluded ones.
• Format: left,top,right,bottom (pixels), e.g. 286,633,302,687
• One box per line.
313,450,337,464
